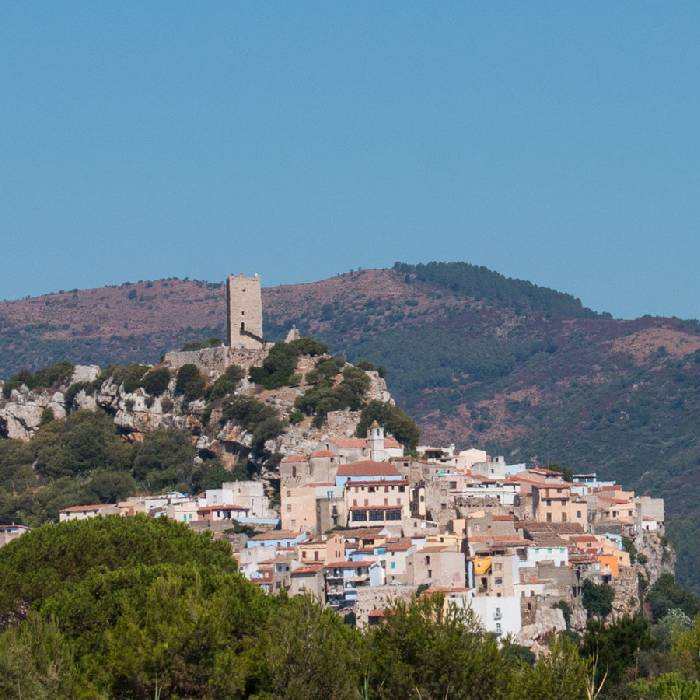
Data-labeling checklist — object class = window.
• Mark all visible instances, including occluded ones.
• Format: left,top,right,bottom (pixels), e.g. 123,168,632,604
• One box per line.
240,322,245,332
390,561,396,569
428,569,432,578
368,486,375,493
384,498,389,505
384,485,389,492
425,555,431,565
546,513,552,523
576,510,582,518
386,509,401,521
352,511,367,521
494,562,502,571
495,577,503,585
399,485,405,493
286,504,291,512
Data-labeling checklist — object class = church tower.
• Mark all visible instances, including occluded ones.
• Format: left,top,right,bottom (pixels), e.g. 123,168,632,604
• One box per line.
226,273,263,349
367,420,386,462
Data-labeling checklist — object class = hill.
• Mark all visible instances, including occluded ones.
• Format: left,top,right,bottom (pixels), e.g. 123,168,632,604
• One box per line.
3,262,700,589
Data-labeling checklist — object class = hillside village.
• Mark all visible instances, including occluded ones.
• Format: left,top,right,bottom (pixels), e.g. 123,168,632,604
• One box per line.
0,274,672,652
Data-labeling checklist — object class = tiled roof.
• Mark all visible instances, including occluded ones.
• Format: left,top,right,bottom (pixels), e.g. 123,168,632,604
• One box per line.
325,560,375,569
345,479,408,487
281,455,309,463
291,564,324,575
250,530,300,541
60,504,114,512
197,504,248,513
332,438,367,448
337,461,401,478
310,450,336,458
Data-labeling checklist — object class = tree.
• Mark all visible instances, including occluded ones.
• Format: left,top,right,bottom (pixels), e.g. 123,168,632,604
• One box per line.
0,515,236,616
174,364,206,402
356,400,420,452
514,635,601,700
32,410,133,479
252,594,363,699
581,579,614,619
140,367,171,396
581,615,653,688
367,595,509,699
647,574,700,622
131,429,195,490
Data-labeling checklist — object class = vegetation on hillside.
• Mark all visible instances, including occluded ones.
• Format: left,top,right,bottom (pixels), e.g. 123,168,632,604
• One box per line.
5,516,699,699
0,411,226,525
394,261,603,318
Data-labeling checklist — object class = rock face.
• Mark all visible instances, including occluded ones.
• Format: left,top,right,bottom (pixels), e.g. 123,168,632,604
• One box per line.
636,530,675,588
0,387,67,440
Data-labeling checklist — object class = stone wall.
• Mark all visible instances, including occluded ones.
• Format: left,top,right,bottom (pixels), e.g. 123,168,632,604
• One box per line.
163,345,270,379
354,585,416,627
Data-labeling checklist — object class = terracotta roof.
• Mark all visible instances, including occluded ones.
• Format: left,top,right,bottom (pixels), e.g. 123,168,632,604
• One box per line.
492,515,515,521
325,560,375,569
310,450,336,458
337,461,401,478
385,540,414,552
384,437,402,449
291,564,324,575
332,438,367,448
339,527,384,539
281,455,309,463
250,530,300,541
197,504,249,513
60,504,114,512
368,609,386,618
346,479,408,487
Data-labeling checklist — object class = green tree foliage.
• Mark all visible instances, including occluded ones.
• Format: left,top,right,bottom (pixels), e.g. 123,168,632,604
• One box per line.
295,365,371,426
63,380,95,411
356,400,420,452
515,636,599,700
131,429,195,490
581,615,654,688
0,515,235,615
581,579,615,619
32,410,132,479
0,614,85,699
394,261,598,318
221,396,286,451
250,338,329,389
2,360,75,399
104,363,150,393
206,364,244,400
174,363,206,402
355,359,386,377
647,574,700,622
140,367,171,396
253,595,364,699
367,595,509,699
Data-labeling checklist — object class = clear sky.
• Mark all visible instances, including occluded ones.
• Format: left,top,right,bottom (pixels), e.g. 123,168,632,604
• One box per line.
1,2,699,319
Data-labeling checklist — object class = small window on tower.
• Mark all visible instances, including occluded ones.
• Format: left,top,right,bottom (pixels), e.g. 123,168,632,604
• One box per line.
240,322,245,332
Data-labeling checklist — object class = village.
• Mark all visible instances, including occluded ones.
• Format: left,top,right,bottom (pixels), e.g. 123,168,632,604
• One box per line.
0,274,670,651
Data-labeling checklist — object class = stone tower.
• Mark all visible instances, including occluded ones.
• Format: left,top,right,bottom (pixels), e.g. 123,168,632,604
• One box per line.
226,273,263,349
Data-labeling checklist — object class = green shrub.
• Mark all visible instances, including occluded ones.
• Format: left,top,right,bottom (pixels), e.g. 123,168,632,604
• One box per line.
581,579,614,619
64,381,94,410
356,400,420,452
175,364,206,402
2,361,75,399
141,367,171,396
207,364,244,400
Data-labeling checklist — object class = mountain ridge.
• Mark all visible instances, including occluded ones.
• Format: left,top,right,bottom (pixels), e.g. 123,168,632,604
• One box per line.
3,262,700,593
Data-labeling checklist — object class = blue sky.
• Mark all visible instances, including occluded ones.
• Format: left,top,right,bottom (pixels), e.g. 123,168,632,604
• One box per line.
1,2,699,319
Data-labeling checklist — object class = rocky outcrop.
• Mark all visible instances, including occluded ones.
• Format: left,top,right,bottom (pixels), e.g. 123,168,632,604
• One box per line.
635,530,675,588
0,387,67,439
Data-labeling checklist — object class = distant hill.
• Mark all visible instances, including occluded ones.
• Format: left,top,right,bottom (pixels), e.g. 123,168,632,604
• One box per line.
3,262,700,590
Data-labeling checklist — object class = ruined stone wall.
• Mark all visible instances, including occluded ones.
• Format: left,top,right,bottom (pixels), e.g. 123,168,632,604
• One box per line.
163,345,270,379
354,585,416,628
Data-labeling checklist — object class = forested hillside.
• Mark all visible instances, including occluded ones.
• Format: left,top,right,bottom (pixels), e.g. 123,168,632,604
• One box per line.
3,262,700,590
